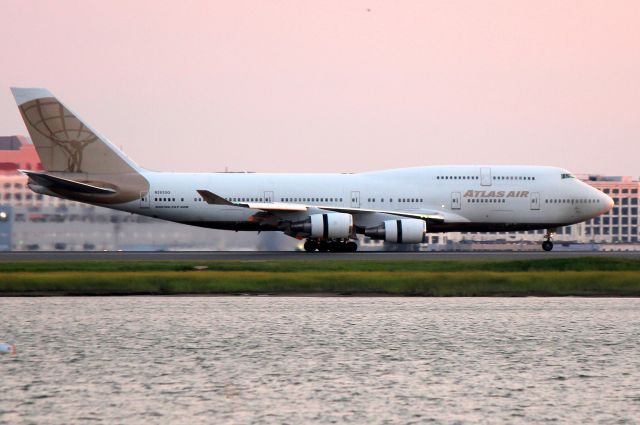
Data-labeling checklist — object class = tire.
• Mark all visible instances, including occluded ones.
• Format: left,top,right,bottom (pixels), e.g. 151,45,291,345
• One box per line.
542,240,553,251
346,241,358,252
304,240,317,252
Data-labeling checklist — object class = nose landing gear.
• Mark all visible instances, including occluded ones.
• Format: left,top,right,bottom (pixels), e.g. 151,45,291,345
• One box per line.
542,228,556,251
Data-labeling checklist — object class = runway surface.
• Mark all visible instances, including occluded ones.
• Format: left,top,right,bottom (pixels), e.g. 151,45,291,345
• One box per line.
1,250,639,262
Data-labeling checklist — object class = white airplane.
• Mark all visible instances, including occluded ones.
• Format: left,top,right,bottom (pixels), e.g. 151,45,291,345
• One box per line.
11,88,613,252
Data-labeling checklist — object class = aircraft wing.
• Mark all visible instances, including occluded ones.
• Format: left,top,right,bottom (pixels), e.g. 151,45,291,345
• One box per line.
317,206,445,223
21,170,117,194
197,190,307,211
197,190,444,222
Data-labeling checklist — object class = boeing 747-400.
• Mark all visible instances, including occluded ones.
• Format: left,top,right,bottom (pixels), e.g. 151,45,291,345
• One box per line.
11,88,614,252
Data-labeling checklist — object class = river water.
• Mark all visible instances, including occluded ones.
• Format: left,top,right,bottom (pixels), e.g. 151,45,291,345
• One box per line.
1,297,639,424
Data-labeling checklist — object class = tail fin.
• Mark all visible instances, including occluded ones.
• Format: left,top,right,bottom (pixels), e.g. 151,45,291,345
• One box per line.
11,88,140,175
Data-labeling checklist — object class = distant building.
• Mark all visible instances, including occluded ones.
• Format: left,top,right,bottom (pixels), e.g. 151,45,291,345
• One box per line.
0,205,11,251
579,175,639,244
0,136,42,173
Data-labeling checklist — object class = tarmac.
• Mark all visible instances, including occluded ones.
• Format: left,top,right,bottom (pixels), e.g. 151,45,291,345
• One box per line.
1,250,639,262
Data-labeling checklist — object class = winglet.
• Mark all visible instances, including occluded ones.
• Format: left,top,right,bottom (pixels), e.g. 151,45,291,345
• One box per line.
197,190,235,206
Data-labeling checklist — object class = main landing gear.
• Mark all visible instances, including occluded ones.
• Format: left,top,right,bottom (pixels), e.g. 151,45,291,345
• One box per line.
542,228,556,252
304,239,358,252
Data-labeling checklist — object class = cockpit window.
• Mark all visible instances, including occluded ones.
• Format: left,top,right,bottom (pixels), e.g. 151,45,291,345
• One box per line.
561,173,576,179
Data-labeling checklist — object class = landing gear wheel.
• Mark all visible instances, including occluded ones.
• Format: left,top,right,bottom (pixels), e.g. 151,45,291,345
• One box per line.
542,240,554,252
346,241,358,252
304,240,317,252
327,241,341,252
317,242,329,252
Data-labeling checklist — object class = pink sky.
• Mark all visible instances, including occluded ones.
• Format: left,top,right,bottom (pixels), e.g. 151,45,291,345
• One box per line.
0,1,639,175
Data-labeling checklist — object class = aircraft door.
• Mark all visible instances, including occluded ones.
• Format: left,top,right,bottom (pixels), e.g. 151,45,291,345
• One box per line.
480,167,492,186
451,192,461,210
530,192,540,210
140,191,150,209
350,191,360,208
264,191,274,203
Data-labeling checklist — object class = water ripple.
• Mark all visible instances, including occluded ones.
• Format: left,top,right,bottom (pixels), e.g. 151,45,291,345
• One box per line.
1,297,640,423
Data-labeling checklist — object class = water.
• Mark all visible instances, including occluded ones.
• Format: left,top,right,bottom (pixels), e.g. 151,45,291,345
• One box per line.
1,297,640,424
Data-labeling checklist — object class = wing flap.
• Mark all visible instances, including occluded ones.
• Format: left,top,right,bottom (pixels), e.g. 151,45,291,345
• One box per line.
244,202,307,212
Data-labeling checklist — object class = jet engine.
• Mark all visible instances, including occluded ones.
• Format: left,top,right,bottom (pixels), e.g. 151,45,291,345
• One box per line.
365,219,426,243
291,213,354,239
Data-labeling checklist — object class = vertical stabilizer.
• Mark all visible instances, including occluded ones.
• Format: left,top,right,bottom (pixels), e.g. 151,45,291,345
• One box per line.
11,87,140,174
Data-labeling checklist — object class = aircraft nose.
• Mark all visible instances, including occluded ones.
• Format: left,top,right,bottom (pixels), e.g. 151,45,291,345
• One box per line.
600,191,614,214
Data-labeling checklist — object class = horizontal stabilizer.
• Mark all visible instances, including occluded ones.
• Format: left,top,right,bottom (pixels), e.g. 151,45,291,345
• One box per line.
20,170,117,194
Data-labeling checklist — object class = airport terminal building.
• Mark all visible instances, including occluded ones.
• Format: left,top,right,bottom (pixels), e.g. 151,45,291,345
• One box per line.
1,135,638,251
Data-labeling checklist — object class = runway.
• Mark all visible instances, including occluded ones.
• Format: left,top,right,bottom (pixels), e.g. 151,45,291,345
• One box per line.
1,250,639,262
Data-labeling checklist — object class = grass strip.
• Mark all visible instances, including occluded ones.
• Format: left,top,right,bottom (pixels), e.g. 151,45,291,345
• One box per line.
1,257,640,273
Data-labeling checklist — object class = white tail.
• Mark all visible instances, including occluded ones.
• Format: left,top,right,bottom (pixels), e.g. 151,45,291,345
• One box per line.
11,87,140,175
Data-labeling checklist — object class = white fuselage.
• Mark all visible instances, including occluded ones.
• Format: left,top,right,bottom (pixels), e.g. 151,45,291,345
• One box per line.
110,165,613,234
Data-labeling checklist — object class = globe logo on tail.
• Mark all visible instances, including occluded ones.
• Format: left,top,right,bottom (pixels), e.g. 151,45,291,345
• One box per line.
20,98,98,172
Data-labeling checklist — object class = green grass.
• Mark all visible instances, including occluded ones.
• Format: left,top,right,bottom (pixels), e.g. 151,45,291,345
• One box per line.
1,257,640,273
1,258,640,296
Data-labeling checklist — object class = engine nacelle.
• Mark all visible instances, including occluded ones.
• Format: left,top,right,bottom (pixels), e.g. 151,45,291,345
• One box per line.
365,219,426,243
291,213,353,239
